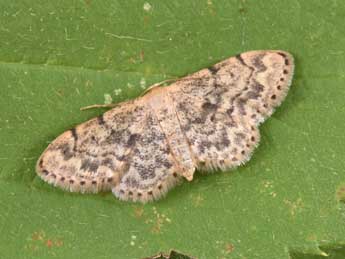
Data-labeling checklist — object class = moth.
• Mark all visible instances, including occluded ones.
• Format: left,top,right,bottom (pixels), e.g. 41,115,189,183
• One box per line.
36,50,294,203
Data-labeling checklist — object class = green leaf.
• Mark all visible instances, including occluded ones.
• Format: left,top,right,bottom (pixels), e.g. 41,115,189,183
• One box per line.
1,0,345,258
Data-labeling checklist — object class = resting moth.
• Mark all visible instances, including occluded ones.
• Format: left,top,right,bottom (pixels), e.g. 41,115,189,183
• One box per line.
36,50,294,203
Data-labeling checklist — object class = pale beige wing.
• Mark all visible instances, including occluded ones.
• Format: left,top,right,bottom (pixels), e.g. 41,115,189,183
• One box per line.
228,51,294,124
112,110,182,203
36,100,148,193
36,98,182,202
168,50,294,171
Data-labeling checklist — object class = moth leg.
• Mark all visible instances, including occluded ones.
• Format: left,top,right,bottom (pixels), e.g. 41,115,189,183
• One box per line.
141,78,179,96
80,103,118,111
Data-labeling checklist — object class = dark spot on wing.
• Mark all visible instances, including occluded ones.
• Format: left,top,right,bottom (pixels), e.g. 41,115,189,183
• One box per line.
246,91,260,99
70,128,78,142
208,65,220,75
252,54,267,72
236,54,247,66
124,177,139,188
80,158,99,172
101,158,116,170
127,133,140,147
70,128,78,151
215,130,231,151
60,143,74,160
226,107,234,116
192,117,205,124
97,114,105,125
202,102,218,112
278,52,286,58
246,80,264,99
235,133,246,145
136,163,156,180
198,140,213,153
252,81,264,92
236,98,247,115
38,158,44,168
277,52,290,65
116,154,127,162
154,155,173,170
105,128,128,145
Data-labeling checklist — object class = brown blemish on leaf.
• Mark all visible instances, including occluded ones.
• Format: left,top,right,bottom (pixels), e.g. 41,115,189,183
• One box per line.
32,230,45,241
336,183,345,202
143,15,150,26
129,56,136,64
133,206,144,218
306,234,318,242
150,213,165,234
260,180,277,197
225,243,235,254
140,50,145,62
191,193,204,207
99,191,108,197
25,244,38,252
55,89,64,97
148,207,172,234
284,198,303,217
207,0,216,16
55,239,64,247
46,239,53,248
27,230,64,252
239,7,246,13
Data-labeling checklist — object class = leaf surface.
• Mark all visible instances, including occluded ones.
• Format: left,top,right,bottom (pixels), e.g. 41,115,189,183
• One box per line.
1,1,345,258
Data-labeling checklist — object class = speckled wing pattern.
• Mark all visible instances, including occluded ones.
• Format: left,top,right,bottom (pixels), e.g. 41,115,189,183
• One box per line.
36,50,294,203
